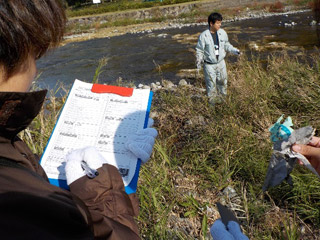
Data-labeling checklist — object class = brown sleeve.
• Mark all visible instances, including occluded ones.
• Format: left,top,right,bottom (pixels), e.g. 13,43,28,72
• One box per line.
13,137,49,180
69,164,140,240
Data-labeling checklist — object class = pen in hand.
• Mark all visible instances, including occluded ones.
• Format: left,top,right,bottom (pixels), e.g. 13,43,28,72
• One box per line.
81,160,99,178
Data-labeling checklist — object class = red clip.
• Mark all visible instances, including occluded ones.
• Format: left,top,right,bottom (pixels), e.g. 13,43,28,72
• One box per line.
91,84,133,97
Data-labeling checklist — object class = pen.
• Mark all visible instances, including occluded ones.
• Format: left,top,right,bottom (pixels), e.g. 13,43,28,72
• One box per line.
81,160,99,179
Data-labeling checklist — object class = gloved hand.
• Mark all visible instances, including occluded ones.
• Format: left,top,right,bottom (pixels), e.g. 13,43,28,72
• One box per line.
234,49,241,55
65,146,106,185
125,118,158,164
210,219,249,240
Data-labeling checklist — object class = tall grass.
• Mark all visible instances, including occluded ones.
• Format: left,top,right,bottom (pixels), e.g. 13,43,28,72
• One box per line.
22,52,320,239
138,52,320,239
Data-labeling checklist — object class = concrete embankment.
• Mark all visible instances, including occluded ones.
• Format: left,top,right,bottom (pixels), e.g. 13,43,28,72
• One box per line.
63,0,304,44
68,0,290,26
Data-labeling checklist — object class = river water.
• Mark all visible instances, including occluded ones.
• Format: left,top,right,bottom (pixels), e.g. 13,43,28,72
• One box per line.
36,10,319,94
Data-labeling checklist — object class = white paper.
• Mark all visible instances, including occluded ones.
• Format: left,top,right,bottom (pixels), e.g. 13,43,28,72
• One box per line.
41,79,150,186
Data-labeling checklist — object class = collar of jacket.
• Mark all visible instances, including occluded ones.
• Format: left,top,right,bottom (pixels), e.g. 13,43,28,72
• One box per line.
0,90,47,140
207,28,221,34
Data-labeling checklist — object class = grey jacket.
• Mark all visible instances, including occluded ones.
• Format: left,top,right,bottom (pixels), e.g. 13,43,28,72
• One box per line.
196,28,239,64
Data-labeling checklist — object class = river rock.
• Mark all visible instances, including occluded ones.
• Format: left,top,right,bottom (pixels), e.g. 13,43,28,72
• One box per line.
178,79,188,86
162,79,175,89
150,82,158,90
284,22,296,27
150,83,162,91
266,41,287,49
157,33,167,38
310,20,317,26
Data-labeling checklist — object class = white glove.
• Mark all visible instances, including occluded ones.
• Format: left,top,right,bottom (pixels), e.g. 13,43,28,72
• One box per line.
65,146,106,185
125,118,158,164
233,49,241,55
147,117,154,128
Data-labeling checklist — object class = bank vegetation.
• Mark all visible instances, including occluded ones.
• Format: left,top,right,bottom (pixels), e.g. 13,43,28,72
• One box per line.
23,51,320,239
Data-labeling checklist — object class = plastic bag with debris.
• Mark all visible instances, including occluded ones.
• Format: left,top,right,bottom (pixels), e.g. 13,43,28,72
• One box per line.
263,115,320,191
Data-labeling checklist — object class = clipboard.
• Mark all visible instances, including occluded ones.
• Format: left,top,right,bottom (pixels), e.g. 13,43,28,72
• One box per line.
40,79,153,194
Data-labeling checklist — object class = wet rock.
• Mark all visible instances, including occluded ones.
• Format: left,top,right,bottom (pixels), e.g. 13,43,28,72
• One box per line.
310,20,317,26
284,21,296,27
157,33,168,38
266,41,287,49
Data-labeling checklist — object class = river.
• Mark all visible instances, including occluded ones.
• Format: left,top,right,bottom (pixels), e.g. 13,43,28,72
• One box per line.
36,10,319,94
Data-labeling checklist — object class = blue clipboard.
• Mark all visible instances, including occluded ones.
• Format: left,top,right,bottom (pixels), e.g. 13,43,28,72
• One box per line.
40,80,153,194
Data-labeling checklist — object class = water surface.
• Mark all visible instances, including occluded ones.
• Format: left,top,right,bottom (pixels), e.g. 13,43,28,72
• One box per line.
36,11,319,94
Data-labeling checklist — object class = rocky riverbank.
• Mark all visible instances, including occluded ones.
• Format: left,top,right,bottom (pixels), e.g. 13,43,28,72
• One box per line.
62,1,312,45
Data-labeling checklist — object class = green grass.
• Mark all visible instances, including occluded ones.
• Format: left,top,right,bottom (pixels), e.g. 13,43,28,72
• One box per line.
137,51,320,238
22,51,320,239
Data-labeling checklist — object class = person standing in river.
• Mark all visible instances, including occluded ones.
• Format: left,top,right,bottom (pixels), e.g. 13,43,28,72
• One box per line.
196,12,240,106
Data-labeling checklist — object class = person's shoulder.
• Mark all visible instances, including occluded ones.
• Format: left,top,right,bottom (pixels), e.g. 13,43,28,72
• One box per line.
199,29,210,37
218,28,227,35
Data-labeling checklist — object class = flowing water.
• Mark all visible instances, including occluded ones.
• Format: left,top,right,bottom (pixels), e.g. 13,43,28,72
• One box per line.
36,10,319,94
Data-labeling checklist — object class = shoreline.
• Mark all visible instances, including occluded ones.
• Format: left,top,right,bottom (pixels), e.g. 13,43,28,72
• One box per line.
62,7,311,45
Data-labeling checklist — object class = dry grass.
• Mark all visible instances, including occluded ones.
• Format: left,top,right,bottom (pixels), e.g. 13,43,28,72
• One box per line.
21,51,320,239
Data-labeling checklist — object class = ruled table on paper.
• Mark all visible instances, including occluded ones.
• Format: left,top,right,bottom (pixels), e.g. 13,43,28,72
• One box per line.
40,79,151,187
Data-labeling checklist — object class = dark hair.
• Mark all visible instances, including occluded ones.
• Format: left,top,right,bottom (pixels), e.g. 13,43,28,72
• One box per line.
208,12,223,26
0,0,66,79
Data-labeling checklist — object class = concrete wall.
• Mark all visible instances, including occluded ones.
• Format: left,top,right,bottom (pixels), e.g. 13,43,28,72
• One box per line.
68,0,286,25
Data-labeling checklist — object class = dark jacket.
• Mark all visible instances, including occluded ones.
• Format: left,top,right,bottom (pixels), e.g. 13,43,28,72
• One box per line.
0,90,140,239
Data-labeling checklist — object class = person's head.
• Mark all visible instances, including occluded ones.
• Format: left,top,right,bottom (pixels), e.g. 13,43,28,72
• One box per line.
0,0,66,92
208,12,222,33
